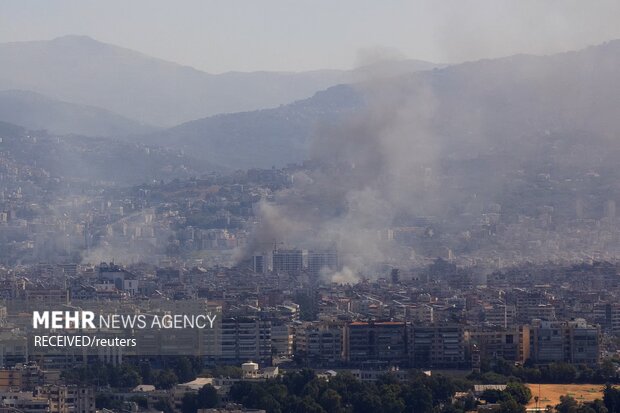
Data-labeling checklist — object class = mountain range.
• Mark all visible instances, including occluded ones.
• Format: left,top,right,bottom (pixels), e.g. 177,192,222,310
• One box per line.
3,34,620,174
0,35,439,128
137,39,620,169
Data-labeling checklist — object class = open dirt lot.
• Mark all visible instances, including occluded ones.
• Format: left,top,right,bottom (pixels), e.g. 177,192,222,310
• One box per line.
525,384,605,409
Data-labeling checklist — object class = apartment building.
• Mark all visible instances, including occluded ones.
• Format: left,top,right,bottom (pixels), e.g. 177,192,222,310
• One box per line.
530,318,600,364
343,321,408,365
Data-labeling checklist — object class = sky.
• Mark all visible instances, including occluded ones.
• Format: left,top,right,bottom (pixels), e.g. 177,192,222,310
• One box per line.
2,0,620,74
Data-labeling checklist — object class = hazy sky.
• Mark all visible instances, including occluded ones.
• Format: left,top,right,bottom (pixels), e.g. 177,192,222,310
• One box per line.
2,0,620,73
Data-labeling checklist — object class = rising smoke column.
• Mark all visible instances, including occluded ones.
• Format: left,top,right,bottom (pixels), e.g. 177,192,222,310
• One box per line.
246,73,444,281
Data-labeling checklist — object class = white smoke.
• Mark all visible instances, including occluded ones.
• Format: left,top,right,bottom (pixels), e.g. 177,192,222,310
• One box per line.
245,68,444,282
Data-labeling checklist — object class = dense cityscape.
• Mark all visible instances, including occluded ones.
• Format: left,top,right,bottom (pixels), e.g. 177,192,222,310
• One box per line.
3,2,620,413
2,120,620,413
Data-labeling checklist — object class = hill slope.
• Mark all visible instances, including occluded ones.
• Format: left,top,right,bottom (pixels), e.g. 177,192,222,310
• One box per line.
139,40,620,169
0,121,211,186
0,90,155,136
143,84,365,168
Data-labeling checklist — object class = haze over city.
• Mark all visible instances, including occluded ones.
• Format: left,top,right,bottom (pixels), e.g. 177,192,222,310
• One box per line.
1,3,620,413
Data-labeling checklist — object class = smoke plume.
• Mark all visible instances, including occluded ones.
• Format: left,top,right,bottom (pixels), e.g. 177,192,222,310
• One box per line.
247,70,444,281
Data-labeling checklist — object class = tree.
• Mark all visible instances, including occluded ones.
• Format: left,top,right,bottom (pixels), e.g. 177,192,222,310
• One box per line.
430,375,459,403
462,394,477,411
381,386,406,413
404,385,434,413
154,397,175,413
140,362,154,384
481,389,504,404
174,357,197,383
499,397,526,413
604,384,620,413
547,363,578,383
155,369,179,390
258,395,282,413
442,404,467,413
117,365,142,388
229,381,254,404
506,382,532,405
209,365,243,378
181,393,197,413
376,373,401,386
319,389,343,413
283,368,316,395
302,380,323,399
328,371,366,404
352,391,382,413
298,396,325,413
196,384,220,409
597,361,617,382
493,358,516,376
95,394,117,410
557,395,579,413
587,399,609,413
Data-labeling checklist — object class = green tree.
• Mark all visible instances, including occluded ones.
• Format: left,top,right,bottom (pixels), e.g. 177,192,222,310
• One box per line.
403,385,433,413
154,397,175,413
117,365,142,388
319,389,343,413
587,399,609,413
548,363,578,383
481,389,504,404
181,393,197,413
298,396,325,413
430,375,459,403
95,393,123,410
557,395,579,413
258,395,282,413
229,381,254,404
380,383,406,413
327,371,366,404
209,365,243,378
597,362,618,382
352,391,382,413
155,369,179,390
284,368,317,395
174,357,197,383
301,380,322,399
140,362,154,384
499,397,526,413
506,382,532,405
196,384,220,409
604,385,620,413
